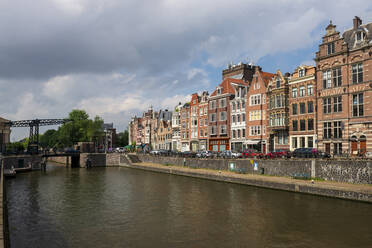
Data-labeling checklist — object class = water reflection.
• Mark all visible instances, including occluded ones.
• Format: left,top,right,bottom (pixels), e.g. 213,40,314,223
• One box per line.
6,164,372,248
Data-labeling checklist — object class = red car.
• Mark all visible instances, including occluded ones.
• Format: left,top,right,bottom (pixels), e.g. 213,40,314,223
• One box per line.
241,149,264,158
265,149,291,159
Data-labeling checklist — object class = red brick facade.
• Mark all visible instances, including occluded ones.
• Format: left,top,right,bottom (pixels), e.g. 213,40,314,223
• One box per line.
315,17,372,155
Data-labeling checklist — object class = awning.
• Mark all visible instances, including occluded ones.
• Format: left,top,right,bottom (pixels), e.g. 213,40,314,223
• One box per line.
245,140,261,145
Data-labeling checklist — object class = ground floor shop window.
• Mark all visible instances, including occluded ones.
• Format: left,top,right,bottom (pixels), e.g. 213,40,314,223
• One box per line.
307,137,313,148
292,137,297,149
300,137,305,148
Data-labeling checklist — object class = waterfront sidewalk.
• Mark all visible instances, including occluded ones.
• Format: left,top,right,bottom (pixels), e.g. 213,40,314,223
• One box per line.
127,162,372,203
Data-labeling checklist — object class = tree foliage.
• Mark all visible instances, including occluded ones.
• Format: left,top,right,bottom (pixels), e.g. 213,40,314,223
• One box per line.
116,130,129,147
38,109,105,148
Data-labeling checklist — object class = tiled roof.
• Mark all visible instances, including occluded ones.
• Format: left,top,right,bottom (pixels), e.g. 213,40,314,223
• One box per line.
342,22,372,50
210,78,248,97
259,71,275,87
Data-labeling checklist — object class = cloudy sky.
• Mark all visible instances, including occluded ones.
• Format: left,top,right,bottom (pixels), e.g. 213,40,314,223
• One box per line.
1,0,372,140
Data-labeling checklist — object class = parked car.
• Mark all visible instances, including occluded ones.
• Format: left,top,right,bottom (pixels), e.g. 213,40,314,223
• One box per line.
116,147,125,153
64,147,79,153
266,149,291,159
292,148,327,158
241,149,263,158
150,150,160,155
181,151,196,158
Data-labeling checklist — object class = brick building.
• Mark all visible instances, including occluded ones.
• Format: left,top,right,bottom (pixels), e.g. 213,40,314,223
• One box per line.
245,67,274,153
172,102,183,151
222,62,257,82
180,103,190,152
154,120,172,150
230,83,248,152
208,78,247,151
190,93,200,151
267,70,290,151
288,66,317,151
315,17,372,155
198,91,209,151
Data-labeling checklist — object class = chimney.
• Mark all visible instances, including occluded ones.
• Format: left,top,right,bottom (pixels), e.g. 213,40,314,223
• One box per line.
353,16,362,29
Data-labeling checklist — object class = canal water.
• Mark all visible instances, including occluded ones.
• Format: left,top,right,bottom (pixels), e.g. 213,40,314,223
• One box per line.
5,164,372,248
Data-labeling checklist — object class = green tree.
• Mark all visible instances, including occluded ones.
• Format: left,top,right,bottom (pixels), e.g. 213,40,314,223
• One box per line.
57,109,91,146
39,129,58,148
116,130,129,147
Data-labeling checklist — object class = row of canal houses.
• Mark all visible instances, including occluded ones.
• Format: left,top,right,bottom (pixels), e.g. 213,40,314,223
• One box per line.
129,16,372,156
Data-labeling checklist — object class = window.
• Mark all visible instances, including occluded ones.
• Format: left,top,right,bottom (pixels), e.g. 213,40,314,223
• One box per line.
327,42,335,55
276,78,280,88
220,111,227,121
299,86,305,97
204,107,207,115
300,120,306,131
199,108,203,116
278,132,288,144
333,121,342,138
209,100,216,109
200,129,203,137
204,118,207,126
323,98,331,114
299,69,305,77
352,63,363,84
219,98,226,108
323,122,332,139
300,137,306,148
220,125,227,135
237,129,241,138
236,101,240,110
308,119,314,131
300,102,306,114
323,70,332,89
353,93,364,117
232,130,236,138
292,137,298,149
210,125,217,135
200,119,203,127
242,101,245,109
217,88,221,95
210,113,217,122
334,143,342,155
356,32,363,42
333,96,342,112
292,120,298,131
242,113,246,122
242,129,245,138
237,114,241,123
232,115,236,123
307,84,313,96
250,94,261,105
250,126,261,136
307,101,314,113
308,137,314,148
292,104,297,115
333,67,342,87
292,88,297,98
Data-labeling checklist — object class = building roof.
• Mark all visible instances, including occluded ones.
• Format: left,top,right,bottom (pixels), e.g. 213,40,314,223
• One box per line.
343,23,372,49
257,71,275,87
210,78,248,97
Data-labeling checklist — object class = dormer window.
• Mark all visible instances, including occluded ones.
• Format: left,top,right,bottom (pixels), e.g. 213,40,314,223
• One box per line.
299,69,305,77
356,32,365,42
217,88,221,95
327,42,335,55
276,78,280,88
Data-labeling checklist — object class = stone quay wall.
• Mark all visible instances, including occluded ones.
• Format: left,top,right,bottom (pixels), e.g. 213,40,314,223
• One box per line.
2,155,42,170
135,154,372,185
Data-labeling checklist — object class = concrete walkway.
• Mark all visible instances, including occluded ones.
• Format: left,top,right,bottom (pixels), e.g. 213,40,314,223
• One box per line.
126,162,372,203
